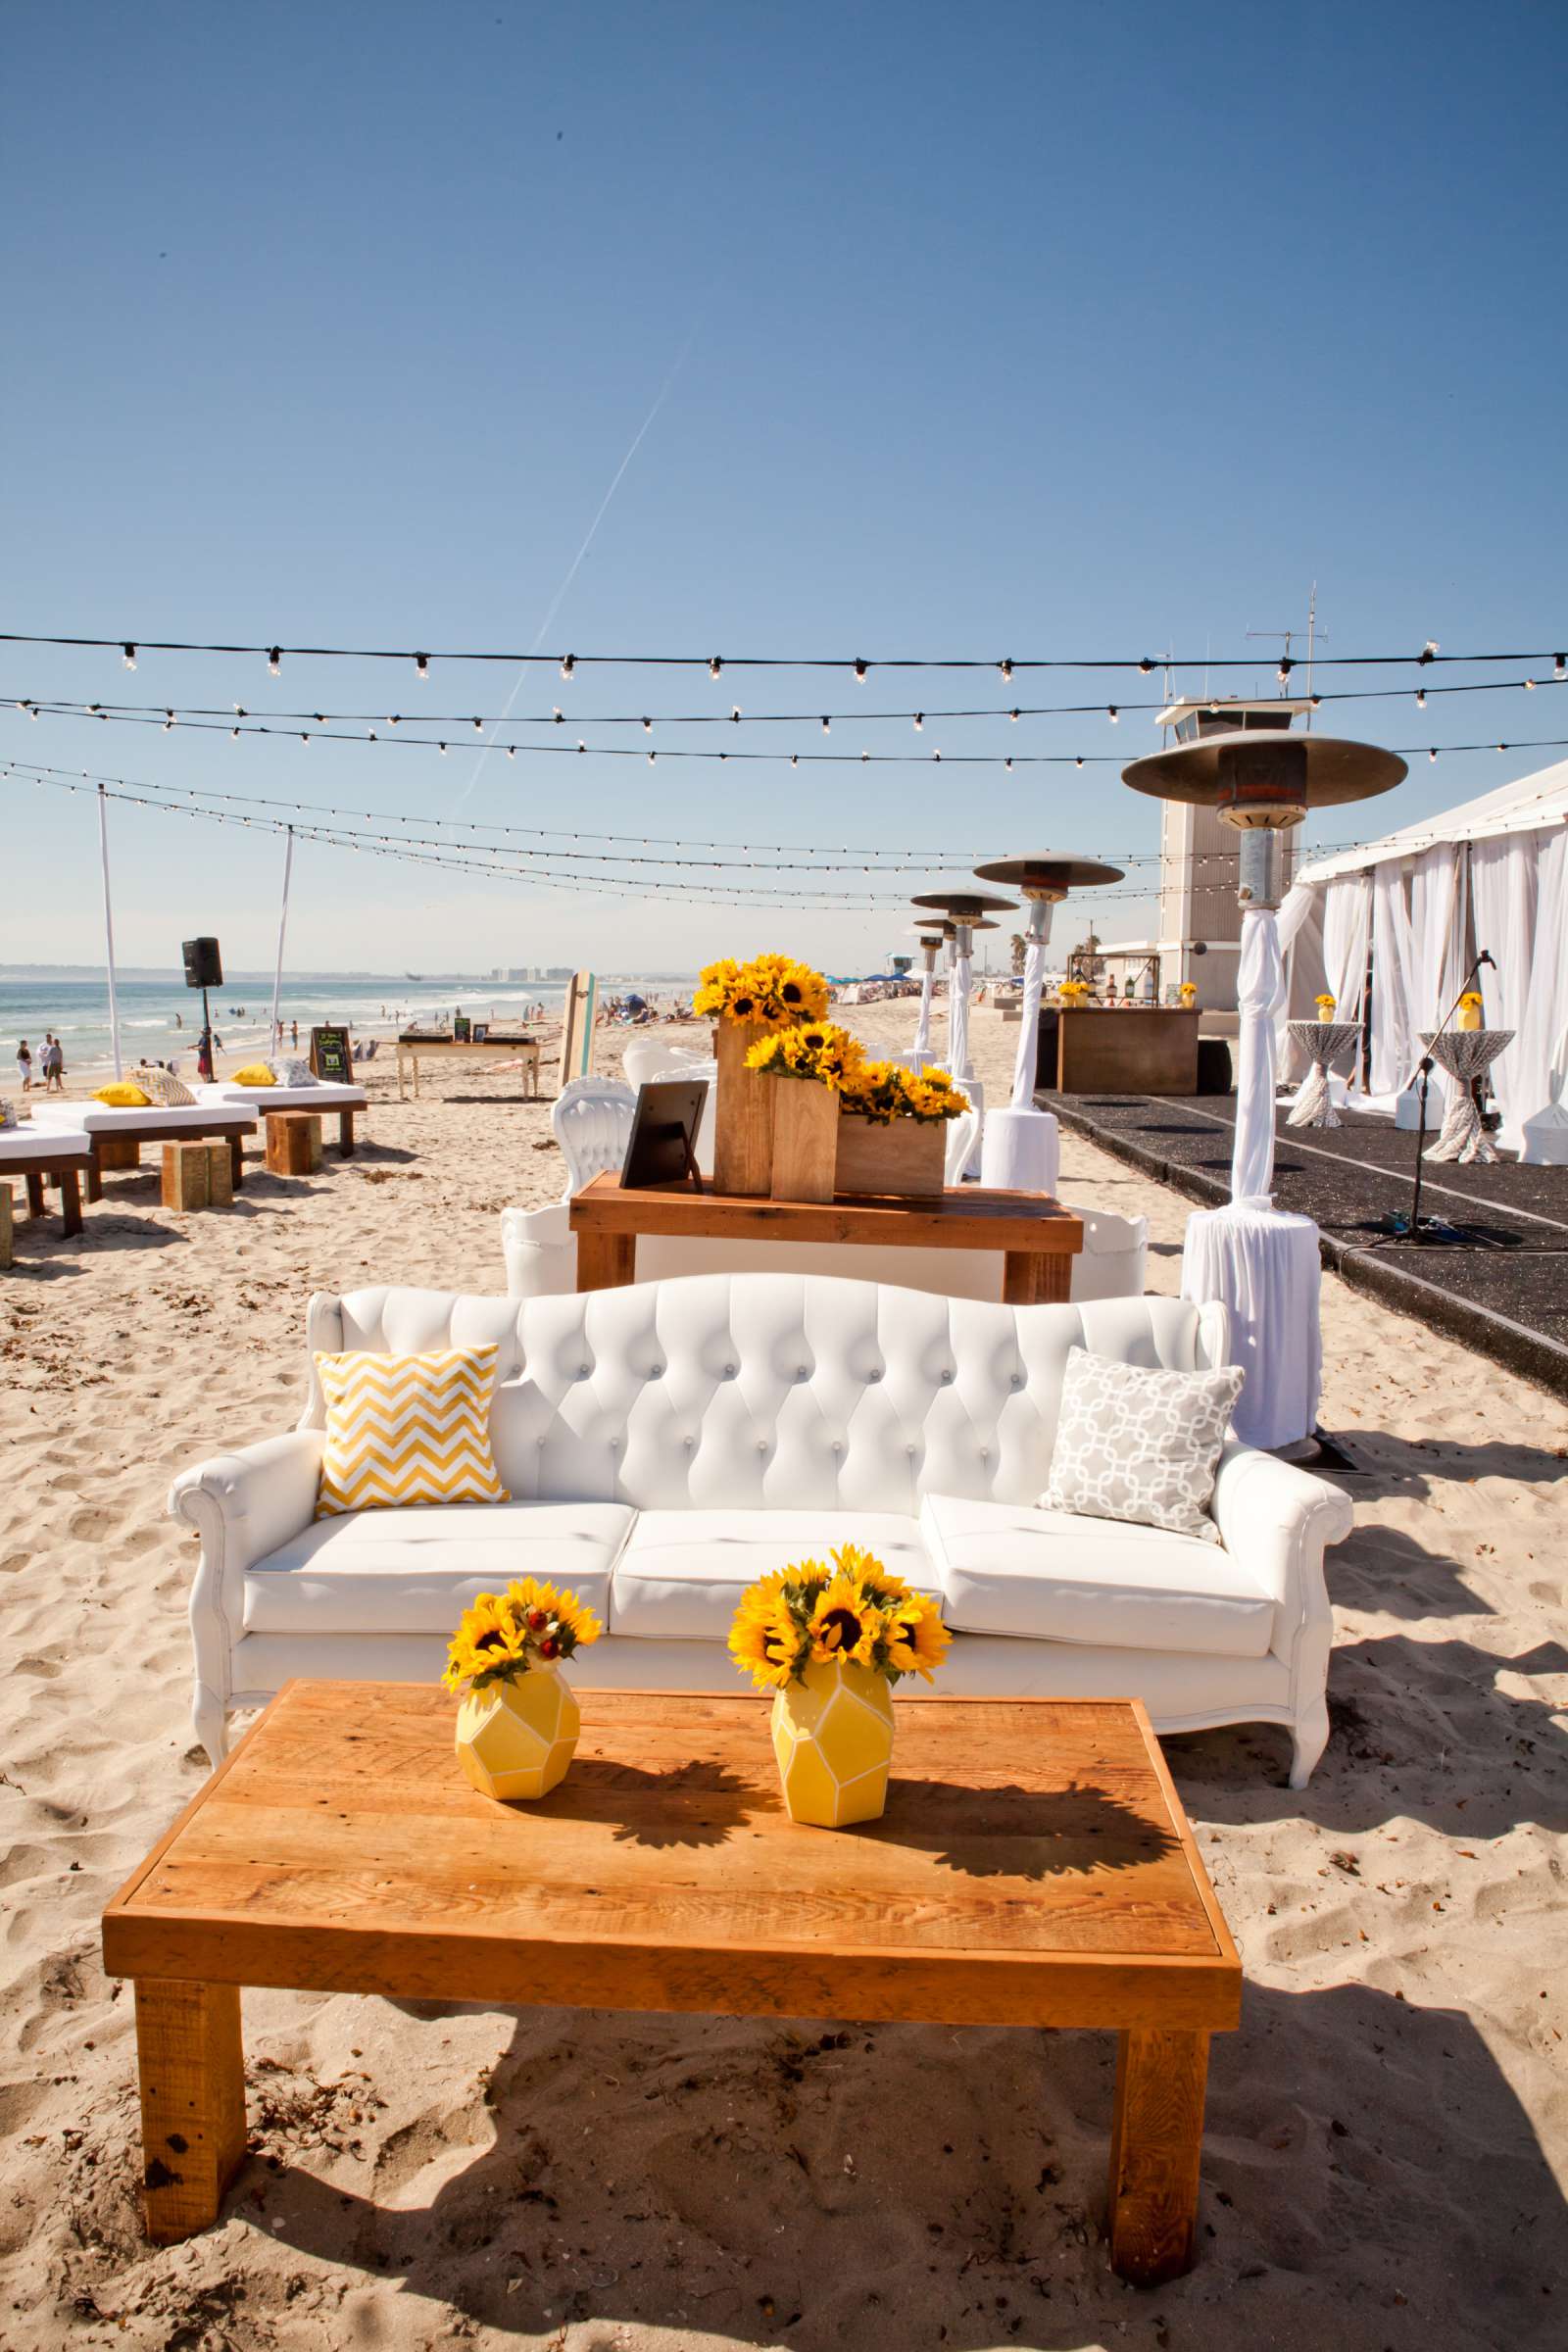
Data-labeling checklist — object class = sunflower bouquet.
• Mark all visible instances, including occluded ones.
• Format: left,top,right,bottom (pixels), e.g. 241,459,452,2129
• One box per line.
694,953,830,1030
728,1543,950,1691
743,1017,864,1091
839,1058,969,1124
441,1578,603,1695
1058,978,1093,1005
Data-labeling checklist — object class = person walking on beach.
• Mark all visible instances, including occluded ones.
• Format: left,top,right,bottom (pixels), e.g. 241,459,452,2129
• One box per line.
43,1033,65,1091
291,1019,299,1048
196,1026,215,1083
15,1039,31,1092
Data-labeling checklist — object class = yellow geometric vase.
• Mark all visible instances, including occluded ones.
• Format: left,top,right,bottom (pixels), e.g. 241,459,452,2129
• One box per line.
455,1664,580,1802
769,1660,895,1828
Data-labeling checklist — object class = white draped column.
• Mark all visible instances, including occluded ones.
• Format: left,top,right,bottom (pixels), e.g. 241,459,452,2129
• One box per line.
908,937,940,1071
980,895,1060,1194
97,783,123,1080
1182,884,1323,1449
269,824,295,1055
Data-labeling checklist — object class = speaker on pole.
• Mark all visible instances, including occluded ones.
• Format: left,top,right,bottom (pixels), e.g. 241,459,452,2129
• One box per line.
182,937,223,990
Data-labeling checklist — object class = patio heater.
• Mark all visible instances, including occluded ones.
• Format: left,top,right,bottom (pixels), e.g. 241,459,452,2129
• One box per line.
907,927,948,1069
1122,731,1404,1447
909,886,1016,1122
972,857,1124,1195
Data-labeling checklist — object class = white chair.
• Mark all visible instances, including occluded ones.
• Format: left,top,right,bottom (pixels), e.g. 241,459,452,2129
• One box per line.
621,1038,710,1091
551,1076,635,1198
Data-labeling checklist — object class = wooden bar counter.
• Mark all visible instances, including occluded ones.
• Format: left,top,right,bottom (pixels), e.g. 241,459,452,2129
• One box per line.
568,1170,1084,1303
1039,1006,1201,1097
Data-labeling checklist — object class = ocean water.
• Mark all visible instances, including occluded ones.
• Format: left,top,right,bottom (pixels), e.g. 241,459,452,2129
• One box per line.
0,971,684,1077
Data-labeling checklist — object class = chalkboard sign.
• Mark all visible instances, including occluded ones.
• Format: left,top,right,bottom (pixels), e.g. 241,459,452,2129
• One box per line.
454,1014,472,1043
311,1025,353,1083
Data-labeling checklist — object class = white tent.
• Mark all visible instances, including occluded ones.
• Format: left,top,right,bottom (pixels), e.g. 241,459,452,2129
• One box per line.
1279,759,1568,1160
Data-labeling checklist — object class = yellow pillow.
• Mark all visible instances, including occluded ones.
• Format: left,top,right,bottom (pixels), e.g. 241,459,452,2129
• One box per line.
314,1344,510,1518
93,1081,152,1106
231,1064,277,1087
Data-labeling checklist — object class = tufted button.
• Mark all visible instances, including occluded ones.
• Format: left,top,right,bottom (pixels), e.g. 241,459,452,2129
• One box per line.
649,1364,663,1377
758,1439,768,1452
831,1440,843,1454
796,1367,809,1381
578,1364,592,1379
864,1368,881,1383
684,1436,696,1449
940,1369,955,1384
723,1363,737,1378
1009,1373,1024,1389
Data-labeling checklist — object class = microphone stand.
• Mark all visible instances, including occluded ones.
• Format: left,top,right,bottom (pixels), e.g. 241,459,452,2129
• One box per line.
1400,949,1493,1245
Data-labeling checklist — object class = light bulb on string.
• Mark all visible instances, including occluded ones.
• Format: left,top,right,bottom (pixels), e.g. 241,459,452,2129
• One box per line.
1107,706,1119,723
507,745,515,759
820,716,830,733
730,706,742,722
438,742,447,755
648,750,656,764
472,716,483,730
913,712,923,731
1138,658,1154,674
268,647,281,677
415,654,429,681
709,656,722,678
1075,757,1084,768
552,708,564,724
1429,748,1438,762
999,659,1012,682
560,654,575,681
642,716,652,732
1009,708,1019,722
1556,655,1566,680
1524,677,1537,690
1277,658,1294,682
122,644,136,670
855,659,867,682
1416,689,1427,708
1420,640,1440,663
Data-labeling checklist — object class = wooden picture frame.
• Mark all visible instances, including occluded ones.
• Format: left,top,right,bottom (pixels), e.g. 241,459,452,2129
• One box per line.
621,1078,708,1191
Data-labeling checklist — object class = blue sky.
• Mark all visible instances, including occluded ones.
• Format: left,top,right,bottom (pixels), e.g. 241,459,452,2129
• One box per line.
4,0,1563,975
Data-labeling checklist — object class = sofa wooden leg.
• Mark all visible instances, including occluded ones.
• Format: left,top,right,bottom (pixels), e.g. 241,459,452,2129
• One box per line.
192,1683,228,1770
1289,1698,1329,1788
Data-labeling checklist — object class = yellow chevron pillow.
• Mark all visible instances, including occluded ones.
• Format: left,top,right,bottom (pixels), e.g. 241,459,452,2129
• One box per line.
314,1344,510,1517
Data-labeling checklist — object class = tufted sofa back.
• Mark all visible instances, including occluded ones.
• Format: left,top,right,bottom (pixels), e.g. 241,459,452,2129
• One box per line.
305,1274,1229,1515
304,1275,1228,1515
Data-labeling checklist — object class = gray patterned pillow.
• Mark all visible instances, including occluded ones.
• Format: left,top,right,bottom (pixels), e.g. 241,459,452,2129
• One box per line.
269,1057,318,1087
136,1065,197,1106
1042,1347,1245,1543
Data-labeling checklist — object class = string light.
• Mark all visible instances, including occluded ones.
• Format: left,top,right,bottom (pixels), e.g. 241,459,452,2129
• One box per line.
1000,659,1013,682
1107,706,1119,723
415,654,429,681
122,644,136,670
820,715,830,733
268,647,281,677
552,707,564,724
855,659,867,682
1138,658,1154,674
1416,689,1427,708
1524,677,1537,690
1430,748,1438,761
642,716,652,731
472,715,483,730
913,712,923,730
560,654,575,681
1420,640,1440,663
709,656,722,678
1277,658,1294,682
1556,655,1566,680
730,706,742,722
163,711,174,731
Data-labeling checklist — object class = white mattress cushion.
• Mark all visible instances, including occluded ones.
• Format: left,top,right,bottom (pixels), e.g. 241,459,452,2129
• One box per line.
610,1509,934,1642
198,1082,366,1109
243,1499,632,1635
919,1492,1277,1660
32,1101,248,1133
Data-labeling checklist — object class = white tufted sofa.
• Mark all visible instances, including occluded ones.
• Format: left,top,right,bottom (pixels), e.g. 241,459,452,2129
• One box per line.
170,1274,1350,1785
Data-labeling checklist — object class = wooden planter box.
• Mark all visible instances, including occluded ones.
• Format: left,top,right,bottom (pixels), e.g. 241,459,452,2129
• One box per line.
835,1112,946,1200
711,1019,774,1197
768,1080,839,1203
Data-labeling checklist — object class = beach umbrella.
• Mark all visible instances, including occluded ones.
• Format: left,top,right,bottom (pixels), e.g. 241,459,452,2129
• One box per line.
1122,730,1404,1445
972,856,1124,1194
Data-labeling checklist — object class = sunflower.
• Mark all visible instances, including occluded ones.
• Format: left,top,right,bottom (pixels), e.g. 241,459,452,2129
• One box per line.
807,1570,880,1667
728,1591,804,1690
441,1590,527,1690
882,1593,951,1682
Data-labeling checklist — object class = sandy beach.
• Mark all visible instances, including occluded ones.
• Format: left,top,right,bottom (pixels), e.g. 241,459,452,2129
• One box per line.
2,997,1565,2352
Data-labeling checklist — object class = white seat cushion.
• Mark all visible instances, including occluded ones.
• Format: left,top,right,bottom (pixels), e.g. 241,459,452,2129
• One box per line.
919,1493,1276,1660
243,1500,632,1634
611,1509,934,1642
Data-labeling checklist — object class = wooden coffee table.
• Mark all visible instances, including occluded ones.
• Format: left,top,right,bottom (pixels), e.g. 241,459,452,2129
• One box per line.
103,1686,1239,2283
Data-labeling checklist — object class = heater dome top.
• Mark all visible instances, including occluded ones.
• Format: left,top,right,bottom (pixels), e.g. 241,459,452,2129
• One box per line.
1122,734,1406,809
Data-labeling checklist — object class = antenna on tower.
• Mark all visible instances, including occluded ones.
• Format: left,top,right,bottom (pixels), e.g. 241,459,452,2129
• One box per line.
1247,588,1327,726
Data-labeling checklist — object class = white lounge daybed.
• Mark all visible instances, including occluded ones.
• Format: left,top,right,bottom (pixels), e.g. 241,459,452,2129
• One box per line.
30,1100,257,1196
0,1122,92,1239
171,1274,1350,1786
194,1080,367,1155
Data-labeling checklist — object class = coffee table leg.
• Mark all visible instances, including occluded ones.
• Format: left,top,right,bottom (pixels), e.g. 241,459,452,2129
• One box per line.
132,1979,246,2242
1108,2027,1208,2285
575,1230,637,1290
339,1108,355,1156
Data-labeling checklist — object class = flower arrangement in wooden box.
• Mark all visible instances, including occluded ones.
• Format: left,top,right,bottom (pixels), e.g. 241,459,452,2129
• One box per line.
694,954,829,1030
838,1059,968,1124
743,1018,864,1090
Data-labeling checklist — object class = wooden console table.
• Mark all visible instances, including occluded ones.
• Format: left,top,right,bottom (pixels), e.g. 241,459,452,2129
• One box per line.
103,1684,1240,2282
395,1036,541,1101
568,1170,1084,1302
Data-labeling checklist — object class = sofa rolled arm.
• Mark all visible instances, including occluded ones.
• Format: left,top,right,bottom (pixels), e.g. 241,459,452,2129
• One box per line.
1209,1440,1352,1641
170,1428,325,1639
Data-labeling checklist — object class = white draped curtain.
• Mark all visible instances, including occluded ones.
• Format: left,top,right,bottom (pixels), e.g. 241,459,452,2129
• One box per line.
1404,845,1465,1097
1322,873,1372,1027
1504,825,1568,1153
1368,865,1416,1095
1470,832,1540,1144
